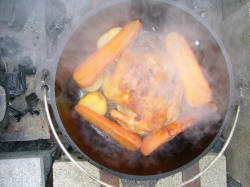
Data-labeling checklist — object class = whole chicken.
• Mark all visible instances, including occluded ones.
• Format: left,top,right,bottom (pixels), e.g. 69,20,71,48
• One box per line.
103,48,182,135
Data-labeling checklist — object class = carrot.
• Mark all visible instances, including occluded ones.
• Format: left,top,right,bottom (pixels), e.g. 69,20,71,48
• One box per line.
73,20,142,88
75,105,142,151
141,103,218,156
141,116,196,156
166,32,212,107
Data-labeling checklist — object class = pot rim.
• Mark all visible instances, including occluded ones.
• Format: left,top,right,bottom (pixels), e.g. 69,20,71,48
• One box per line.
49,0,236,180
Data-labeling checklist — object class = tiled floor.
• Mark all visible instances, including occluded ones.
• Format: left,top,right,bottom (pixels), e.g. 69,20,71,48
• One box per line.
53,153,226,187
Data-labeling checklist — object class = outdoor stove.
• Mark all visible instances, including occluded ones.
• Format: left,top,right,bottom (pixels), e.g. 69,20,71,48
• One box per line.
0,0,248,186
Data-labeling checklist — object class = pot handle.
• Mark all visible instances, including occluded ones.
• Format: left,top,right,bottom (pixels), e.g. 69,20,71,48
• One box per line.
41,73,113,187
42,69,242,186
181,87,242,186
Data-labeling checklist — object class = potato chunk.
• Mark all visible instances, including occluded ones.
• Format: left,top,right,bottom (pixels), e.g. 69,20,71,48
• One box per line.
78,92,107,115
97,27,122,49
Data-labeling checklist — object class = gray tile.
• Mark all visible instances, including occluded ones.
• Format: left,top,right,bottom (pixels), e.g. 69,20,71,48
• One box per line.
200,154,226,187
120,179,158,187
0,157,44,187
156,172,182,187
53,161,100,187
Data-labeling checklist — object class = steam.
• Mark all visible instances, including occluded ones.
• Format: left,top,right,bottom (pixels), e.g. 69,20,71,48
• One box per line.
54,0,230,173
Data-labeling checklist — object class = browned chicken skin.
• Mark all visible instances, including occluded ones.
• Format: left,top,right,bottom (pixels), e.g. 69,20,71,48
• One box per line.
103,49,179,135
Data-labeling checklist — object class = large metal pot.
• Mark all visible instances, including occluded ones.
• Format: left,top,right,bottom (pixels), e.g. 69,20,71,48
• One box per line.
41,0,240,184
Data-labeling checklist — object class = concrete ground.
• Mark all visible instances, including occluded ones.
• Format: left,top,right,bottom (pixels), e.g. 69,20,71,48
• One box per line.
0,0,249,186
0,151,52,187
53,153,227,187
221,1,250,186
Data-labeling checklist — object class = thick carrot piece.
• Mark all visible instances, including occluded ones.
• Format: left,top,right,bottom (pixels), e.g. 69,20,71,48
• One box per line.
166,32,212,107
141,103,218,156
141,116,196,156
75,105,142,151
73,20,142,88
